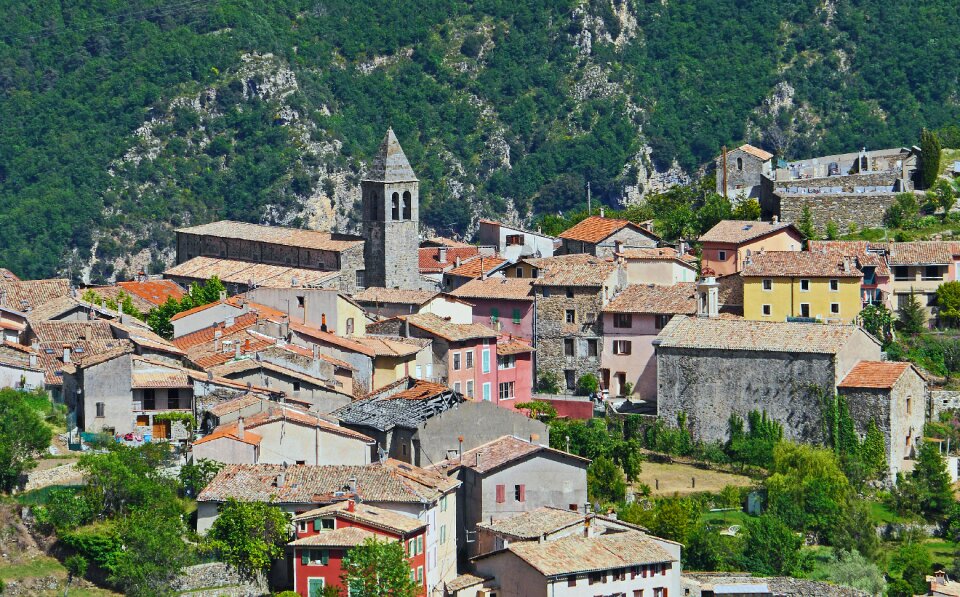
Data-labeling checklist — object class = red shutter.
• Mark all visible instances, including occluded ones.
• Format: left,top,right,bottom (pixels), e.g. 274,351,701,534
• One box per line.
496,484,505,503
518,484,526,502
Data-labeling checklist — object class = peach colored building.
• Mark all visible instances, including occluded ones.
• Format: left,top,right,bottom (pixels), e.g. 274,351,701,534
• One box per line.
699,219,803,276
618,247,698,286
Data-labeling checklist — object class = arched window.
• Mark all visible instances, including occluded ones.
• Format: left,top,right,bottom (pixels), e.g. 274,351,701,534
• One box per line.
402,191,412,220
736,157,743,171
391,192,400,220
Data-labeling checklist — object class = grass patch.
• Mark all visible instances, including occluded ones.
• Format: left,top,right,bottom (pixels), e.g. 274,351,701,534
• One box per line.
15,484,82,506
924,539,956,565
868,500,919,525
940,149,960,176
701,509,752,528
0,555,67,580
633,461,755,496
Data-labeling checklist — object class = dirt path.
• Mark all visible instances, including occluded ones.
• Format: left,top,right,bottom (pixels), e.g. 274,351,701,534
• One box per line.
634,461,754,496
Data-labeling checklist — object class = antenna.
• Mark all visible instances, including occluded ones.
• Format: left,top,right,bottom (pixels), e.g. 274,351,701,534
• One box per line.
586,181,591,214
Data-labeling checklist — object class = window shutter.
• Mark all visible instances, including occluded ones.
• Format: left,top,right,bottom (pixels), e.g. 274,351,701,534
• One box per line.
313,518,322,531
496,484,505,503
321,550,329,565
417,536,423,554
518,484,526,502
513,308,521,323
301,550,309,565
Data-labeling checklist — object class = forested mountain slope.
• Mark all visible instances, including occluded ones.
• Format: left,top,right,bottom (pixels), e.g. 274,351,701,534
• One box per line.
0,0,957,282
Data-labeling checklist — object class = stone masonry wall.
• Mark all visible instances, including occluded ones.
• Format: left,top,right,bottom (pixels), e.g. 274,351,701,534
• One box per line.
778,193,898,234
535,287,604,392
337,243,365,294
932,390,960,420
683,573,869,597
715,149,767,201
773,171,900,193
656,346,835,444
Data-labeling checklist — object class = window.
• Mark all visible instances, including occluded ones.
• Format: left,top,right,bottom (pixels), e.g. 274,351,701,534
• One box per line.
568,576,577,587
762,304,772,316
441,495,448,512
499,381,515,401
417,536,423,554
512,308,522,324
737,156,743,170
926,265,943,280
799,279,810,292
496,484,506,503
514,484,526,502
391,192,400,220
95,402,105,418
168,389,180,410
655,314,672,330
491,307,499,323
290,381,301,392
634,591,643,597
143,389,155,410
566,287,574,298
830,279,839,291
307,578,325,595
613,340,632,355
301,549,329,566
907,397,912,414
482,349,491,373
507,234,524,245
614,313,633,328
482,382,491,401
402,191,412,220
830,303,840,315
297,295,305,308
346,318,354,335
466,380,474,398
515,267,524,278
440,524,447,544
565,370,576,390
542,287,550,297
465,351,474,369
589,571,606,584
498,354,516,369
566,309,576,324
718,250,727,261
453,353,462,370
894,266,910,281
313,518,335,531
762,279,772,291
613,569,625,581
800,303,810,318
355,270,365,289
587,339,599,358
416,566,423,583
453,382,461,394
564,339,575,356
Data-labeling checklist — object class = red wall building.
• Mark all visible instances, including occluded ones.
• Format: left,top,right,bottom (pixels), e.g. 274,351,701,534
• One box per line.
494,338,534,409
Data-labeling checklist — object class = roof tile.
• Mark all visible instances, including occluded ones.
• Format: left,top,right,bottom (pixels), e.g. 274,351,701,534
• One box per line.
838,361,914,389
655,315,869,354
741,251,863,278
699,220,800,245
558,216,656,244
604,283,697,315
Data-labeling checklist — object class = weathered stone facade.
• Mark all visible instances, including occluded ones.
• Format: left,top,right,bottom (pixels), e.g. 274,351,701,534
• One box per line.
535,286,606,392
776,193,899,234
683,573,869,597
715,147,770,202
931,389,960,420
559,226,658,259
337,242,366,294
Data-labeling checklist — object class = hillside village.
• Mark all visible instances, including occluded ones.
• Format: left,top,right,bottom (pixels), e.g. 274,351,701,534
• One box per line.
4,129,960,597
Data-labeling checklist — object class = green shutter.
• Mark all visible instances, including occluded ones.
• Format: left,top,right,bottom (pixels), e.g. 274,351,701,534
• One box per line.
301,550,309,565
313,518,322,531
321,549,329,565
512,308,521,324
491,307,499,322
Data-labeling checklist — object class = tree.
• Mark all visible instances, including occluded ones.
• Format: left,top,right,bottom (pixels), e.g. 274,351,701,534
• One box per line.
206,499,291,581
885,192,921,229
108,503,192,597
897,289,927,335
811,549,886,596
515,400,557,423
179,459,224,498
921,128,942,189
732,199,761,221
764,443,851,540
889,541,933,595
938,281,960,328
894,441,954,521
648,497,701,545
536,371,561,394
576,373,599,396
858,304,894,343
824,220,839,240
738,515,803,576
928,178,956,219
0,388,53,491
341,537,420,597
587,456,626,504
147,277,225,338
696,193,732,235
797,204,816,241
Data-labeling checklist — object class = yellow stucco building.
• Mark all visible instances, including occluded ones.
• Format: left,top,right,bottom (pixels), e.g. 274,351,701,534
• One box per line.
742,251,863,323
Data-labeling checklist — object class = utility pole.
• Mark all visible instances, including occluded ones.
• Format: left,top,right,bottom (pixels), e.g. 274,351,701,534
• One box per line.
587,181,591,215
721,145,728,200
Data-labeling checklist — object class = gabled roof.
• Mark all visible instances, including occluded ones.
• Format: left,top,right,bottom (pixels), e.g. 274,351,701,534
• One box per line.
807,241,892,277
288,527,379,547
164,256,342,288
523,254,619,287
418,247,480,273
558,216,658,244
197,460,458,505
401,313,497,342
496,337,534,356
292,501,426,535
699,220,801,245
31,320,115,344
617,247,697,265
352,287,438,306
192,420,263,447
604,283,697,315
736,144,774,161
0,342,40,371
363,128,418,183
438,435,589,475
885,241,960,266
291,324,422,359
741,251,862,278
174,222,364,252
207,393,266,418
838,361,917,389
446,256,507,279
449,278,534,302
655,315,873,354
243,406,373,443
116,279,185,306
0,278,71,311
476,506,585,539
172,312,259,350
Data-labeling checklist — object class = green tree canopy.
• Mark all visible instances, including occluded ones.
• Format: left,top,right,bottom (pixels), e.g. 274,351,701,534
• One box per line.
0,388,53,491
897,290,927,335
921,128,943,189
738,515,804,576
938,281,960,328
587,455,627,504
207,499,292,581
341,537,420,597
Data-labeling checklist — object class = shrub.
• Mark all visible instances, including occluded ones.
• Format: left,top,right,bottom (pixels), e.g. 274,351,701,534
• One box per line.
576,373,599,396
537,371,561,394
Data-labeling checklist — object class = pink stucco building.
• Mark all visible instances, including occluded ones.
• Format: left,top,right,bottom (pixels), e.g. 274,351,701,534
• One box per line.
699,219,803,276
448,277,534,340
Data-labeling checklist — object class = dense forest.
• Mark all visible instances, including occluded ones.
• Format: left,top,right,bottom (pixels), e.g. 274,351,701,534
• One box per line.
0,0,958,281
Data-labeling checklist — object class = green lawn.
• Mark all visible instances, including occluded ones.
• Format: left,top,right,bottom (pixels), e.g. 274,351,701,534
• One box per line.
0,555,67,580
15,485,82,506
867,500,920,526
701,509,752,527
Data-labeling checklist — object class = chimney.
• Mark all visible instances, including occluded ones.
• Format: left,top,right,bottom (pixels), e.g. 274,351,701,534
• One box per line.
84,325,92,342
347,498,356,512
219,290,227,303
697,272,720,319
404,317,410,338
206,370,213,382
320,313,328,333
234,343,241,359
29,351,37,369
771,215,779,224
614,240,623,255
236,417,245,440
244,338,251,352
678,238,687,255
291,276,299,287
599,207,605,218
62,344,71,363
438,246,448,264
455,256,462,268
348,476,357,493
475,450,481,468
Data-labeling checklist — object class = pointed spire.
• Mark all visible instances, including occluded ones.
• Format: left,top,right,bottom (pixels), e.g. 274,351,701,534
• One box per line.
364,128,418,183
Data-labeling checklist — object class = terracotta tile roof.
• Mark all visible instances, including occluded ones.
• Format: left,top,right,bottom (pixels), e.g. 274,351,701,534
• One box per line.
446,574,491,592
170,297,285,322
352,287,438,305
185,329,276,370
618,247,697,264
446,256,507,279
838,361,914,389
164,256,341,288
496,338,534,356
401,313,498,342
0,342,39,371
741,251,863,278
494,531,676,577
717,273,744,307
737,144,774,161
886,241,960,265
655,315,870,354
449,278,534,301
31,321,115,344
423,236,472,248
478,219,555,238
176,221,364,252
244,406,373,443
192,421,263,447
392,380,451,400
290,323,421,358
0,268,20,282
476,506,585,539
84,286,156,314
558,216,657,244
116,279,185,306
278,344,356,371
288,527,379,547
293,501,426,534
0,278,71,311
439,435,589,475
807,241,892,276
418,247,480,273
173,312,259,350
604,283,697,315
523,254,619,287
208,393,266,417
197,460,457,504
699,220,800,245
131,371,192,389
23,296,85,322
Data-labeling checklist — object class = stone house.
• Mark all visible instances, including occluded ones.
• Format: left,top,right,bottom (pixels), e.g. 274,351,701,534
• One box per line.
503,254,625,393
207,357,353,414
740,250,863,324
883,241,960,327
478,219,557,261
192,405,375,466
808,240,893,310
430,435,588,563
556,215,659,259
699,219,803,277
471,529,680,597
601,283,697,399
448,277,535,340
195,460,460,594
619,247,698,286
838,361,927,481
442,256,508,291
333,378,547,467
655,316,882,445
715,143,774,201
352,287,439,319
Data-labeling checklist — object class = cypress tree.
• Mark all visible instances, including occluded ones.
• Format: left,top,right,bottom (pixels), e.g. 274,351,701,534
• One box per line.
920,128,942,189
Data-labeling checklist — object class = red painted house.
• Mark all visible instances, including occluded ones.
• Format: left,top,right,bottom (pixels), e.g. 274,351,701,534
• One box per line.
495,337,534,409
290,500,428,596
448,277,535,341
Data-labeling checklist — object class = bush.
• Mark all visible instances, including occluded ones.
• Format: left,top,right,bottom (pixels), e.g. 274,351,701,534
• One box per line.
576,373,599,396
537,371,561,394
65,554,89,580
460,33,485,58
